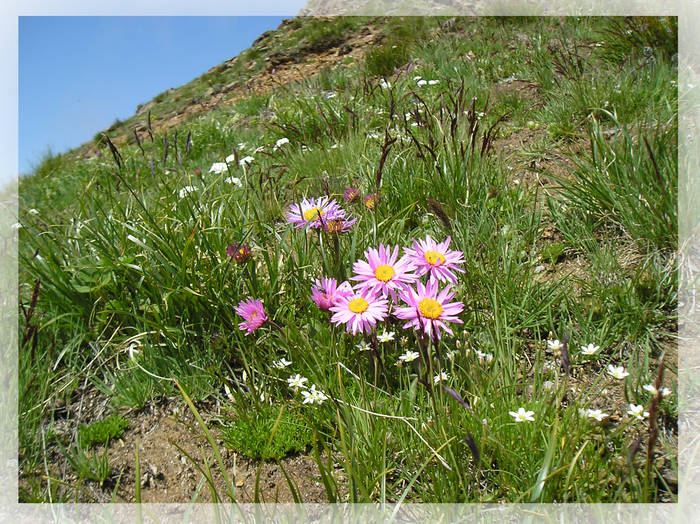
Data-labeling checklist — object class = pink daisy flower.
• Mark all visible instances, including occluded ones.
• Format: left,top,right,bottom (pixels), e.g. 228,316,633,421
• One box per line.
394,279,464,339
234,298,267,335
404,235,465,284
311,277,353,311
351,244,417,302
329,288,389,335
285,196,347,229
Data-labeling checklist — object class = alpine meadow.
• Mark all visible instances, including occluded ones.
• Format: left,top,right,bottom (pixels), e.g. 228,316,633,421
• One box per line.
17,16,679,504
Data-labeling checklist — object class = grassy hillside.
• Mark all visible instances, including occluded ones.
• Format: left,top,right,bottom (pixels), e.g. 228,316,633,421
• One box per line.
18,16,678,503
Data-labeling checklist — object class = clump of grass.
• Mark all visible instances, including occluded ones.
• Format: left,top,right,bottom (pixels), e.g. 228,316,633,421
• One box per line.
221,404,315,460
79,414,129,448
541,241,566,264
364,41,410,78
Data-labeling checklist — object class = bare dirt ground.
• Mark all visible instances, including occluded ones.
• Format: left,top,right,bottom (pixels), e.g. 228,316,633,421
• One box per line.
25,392,334,503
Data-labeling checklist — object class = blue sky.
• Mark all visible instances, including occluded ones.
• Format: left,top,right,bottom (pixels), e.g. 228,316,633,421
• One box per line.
18,15,305,175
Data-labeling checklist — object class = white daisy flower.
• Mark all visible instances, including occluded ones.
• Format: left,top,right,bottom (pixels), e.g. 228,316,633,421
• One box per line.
433,371,449,384
273,358,292,369
607,365,629,380
274,137,290,150
509,407,535,423
580,343,600,355
209,162,228,174
377,330,395,343
398,350,420,363
301,384,328,405
357,341,372,352
287,374,308,391
627,404,649,420
178,186,198,198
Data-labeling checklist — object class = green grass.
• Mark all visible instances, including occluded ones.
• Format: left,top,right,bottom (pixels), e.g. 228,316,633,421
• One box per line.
221,404,316,461
18,16,677,504
79,415,129,448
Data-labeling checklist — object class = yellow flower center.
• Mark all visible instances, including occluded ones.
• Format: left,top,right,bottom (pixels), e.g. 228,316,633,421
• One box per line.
348,297,369,314
239,248,245,255
374,264,395,282
424,250,446,266
419,298,443,319
251,312,258,318
303,207,324,221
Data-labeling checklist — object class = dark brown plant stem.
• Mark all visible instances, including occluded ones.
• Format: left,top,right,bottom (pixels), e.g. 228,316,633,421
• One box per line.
646,353,666,500
560,332,571,374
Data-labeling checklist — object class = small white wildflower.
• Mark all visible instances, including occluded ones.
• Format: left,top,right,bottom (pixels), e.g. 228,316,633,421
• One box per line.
329,143,339,150
410,122,419,127
11,222,22,230
367,133,380,139
237,142,247,150
273,358,292,369
586,409,608,422
433,371,449,384
398,350,420,363
643,384,671,397
239,155,254,166
542,380,555,391
209,162,228,174
446,350,458,360
224,176,243,187
400,336,408,347
509,407,535,423
428,79,440,85
580,343,600,356
178,186,198,198
377,330,395,343
28,208,39,215
379,79,391,89
627,403,649,420
357,341,372,352
413,75,423,81
301,384,328,405
475,349,493,363
225,154,236,163
607,365,629,380
287,374,308,391
417,79,428,86
547,339,563,352
254,145,265,154
274,137,290,150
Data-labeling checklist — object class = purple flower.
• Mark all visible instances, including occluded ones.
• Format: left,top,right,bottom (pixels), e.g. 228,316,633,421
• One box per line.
343,187,361,203
235,298,267,335
351,244,417,302
394,279,464,339
311,277,353,311
226,243,251,264
403,235,465,284
286,196,347,229
329,288,389,335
